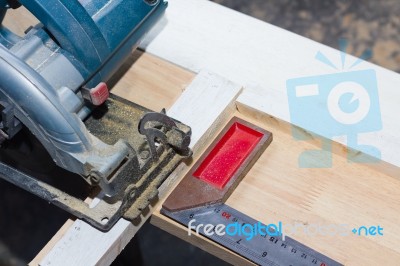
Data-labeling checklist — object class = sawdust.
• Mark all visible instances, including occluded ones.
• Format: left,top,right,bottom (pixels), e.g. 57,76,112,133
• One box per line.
85,94,149,151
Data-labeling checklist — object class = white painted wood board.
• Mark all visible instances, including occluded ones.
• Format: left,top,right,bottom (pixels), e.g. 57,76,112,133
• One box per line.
141,0,400,172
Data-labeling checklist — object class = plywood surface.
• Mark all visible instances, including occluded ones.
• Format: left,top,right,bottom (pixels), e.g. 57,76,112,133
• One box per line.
152,104,400,266
109,51,194,111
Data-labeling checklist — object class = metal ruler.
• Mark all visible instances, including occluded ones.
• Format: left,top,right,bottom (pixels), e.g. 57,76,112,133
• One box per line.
162,204,342,266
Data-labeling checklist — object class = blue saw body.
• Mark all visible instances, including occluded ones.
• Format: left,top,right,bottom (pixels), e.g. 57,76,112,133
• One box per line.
0,0,167,181
0,0,192,231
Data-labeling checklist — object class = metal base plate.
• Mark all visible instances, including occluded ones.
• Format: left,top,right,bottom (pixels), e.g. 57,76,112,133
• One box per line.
0,94,191,230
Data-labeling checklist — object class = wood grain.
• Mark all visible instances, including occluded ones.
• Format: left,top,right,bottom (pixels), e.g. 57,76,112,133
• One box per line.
152,102,400,266
109,51,194,111
141,0,400,176
3,6,38,35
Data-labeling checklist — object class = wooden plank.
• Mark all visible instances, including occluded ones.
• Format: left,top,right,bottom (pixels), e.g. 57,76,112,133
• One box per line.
3,6,38,35
30,220,75,266
6,2,400,265
110,51,194,111
140,0,400,175
152,102,400,265
34,71,242,266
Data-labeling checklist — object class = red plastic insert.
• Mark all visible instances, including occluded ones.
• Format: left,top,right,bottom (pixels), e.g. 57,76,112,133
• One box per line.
193,122,264,189
90,82,109,106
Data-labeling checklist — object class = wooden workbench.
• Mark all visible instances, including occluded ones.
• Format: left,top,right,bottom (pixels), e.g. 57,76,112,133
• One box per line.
6,1,400,265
